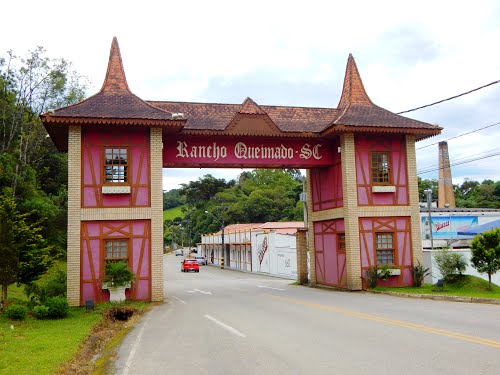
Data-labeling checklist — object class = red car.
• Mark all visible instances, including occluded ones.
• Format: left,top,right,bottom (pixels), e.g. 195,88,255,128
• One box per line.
181,258,200,272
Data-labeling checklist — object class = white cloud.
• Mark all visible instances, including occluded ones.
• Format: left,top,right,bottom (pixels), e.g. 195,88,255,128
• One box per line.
3,0,500,189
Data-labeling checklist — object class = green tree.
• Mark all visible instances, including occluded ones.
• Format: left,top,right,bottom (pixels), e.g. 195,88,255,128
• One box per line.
0,188,53,301
470,228,500,288
418,177,438,202
180,174,234,208
433,248,467,282
1,47,86,258
163,188,184,210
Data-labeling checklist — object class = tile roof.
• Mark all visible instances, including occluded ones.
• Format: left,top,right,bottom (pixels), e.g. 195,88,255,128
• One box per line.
208,222,305,236
149,100,340,133
41,38,442,151
44,37,176,121
41,37,183,150
331,55,438,131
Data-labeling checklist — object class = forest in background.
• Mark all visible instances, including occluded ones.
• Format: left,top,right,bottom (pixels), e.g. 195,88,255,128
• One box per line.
164,174,500,249
0,47,87,298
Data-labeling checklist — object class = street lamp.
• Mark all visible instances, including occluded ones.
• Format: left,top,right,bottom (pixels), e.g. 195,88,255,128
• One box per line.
205,210,225,269
424,189,434,251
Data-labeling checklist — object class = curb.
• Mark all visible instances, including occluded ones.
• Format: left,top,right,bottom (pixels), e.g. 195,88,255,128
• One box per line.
366,290,500,305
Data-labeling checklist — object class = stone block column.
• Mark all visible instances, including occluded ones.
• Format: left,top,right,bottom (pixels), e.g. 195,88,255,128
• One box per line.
67,126,82,306
150,127,164,302
406,135,424,266
341,133,362,290
305,169,316,286
296,228,309,284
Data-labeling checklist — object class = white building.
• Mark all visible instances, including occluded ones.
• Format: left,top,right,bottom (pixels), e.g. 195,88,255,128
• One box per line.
199,222,304,279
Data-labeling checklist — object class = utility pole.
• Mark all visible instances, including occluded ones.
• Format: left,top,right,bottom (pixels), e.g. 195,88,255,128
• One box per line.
424,189,434,251
205,207,228,269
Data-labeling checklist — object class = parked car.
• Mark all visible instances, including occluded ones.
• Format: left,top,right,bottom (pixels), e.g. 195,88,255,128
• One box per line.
195,256,207,265
175,249,184,256
181,259,199,272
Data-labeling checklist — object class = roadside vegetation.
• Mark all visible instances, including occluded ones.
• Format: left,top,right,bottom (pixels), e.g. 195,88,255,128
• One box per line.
1,281,149,375
374,275,500,300
370,241,500,300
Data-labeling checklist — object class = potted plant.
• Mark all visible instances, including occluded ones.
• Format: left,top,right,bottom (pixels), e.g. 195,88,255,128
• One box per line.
102,261,134,302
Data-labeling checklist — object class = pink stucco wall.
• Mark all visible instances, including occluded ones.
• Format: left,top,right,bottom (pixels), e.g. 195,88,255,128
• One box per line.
80,220,151,304
355,135,409,206
311,141,343,211
359,217,413,287
82,127,150,207
314,219,347,288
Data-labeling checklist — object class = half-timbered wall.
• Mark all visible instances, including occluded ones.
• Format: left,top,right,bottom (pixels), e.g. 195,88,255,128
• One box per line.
80,220,151,304
310,140,343,211
359,217,412,288
82,127,150,208
355,135,409,206
313,219,347,288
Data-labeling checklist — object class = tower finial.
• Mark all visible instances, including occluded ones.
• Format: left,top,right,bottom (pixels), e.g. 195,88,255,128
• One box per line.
337,54,372,109
100,37,131,93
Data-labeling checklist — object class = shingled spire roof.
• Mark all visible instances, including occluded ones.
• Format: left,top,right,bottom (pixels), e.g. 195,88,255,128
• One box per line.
337,54,373,109
328,54,441,133
41,37,184,150
99,36,131,93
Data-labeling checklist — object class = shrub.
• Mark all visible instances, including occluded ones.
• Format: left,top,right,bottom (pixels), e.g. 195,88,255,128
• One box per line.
45,297,69,319
5,304,28,321
103,261,134,287
364,265,391,288
433,249,467,281
25,268,67,303
365,266,379,288
33,305,50,320
412,261,431,287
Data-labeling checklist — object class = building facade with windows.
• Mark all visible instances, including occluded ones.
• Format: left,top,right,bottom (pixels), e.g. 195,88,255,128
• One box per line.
41,38,441,305
199,222,304,279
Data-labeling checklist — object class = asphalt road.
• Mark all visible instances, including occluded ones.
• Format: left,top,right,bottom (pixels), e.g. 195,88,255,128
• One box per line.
114,253,500,375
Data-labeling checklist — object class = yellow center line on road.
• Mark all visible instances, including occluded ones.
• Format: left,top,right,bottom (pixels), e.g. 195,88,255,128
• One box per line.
270,295,500,349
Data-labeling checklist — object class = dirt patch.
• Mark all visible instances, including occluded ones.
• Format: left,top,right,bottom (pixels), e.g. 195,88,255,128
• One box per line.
56,307,149,375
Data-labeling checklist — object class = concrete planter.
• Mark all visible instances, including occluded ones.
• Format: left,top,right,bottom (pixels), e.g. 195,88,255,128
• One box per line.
102,283,131,302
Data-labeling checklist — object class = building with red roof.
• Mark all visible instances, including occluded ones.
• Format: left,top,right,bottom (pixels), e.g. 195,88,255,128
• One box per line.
41,38,441,305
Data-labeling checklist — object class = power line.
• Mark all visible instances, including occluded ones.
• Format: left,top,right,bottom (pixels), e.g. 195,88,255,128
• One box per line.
416,120,500,150
418,147,500,171
397,79,500,115
418,151,500,174
417,151,500,175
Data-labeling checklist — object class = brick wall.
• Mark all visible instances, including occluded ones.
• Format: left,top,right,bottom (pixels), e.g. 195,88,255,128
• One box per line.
341,133,362,290
150,128,164,302
406,135,424,265
67,126,82,306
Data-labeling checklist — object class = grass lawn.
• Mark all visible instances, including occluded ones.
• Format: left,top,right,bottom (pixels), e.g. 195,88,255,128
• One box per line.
374,275,500,300
0,306,102,375
163,204,187,221
1,281,150,375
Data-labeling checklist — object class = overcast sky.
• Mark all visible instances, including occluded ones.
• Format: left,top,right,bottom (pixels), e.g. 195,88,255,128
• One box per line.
2,0,499,191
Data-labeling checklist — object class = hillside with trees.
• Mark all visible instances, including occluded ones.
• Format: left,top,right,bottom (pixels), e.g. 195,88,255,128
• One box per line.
163,170,304,249
418,177,500,208
0,47,87,298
